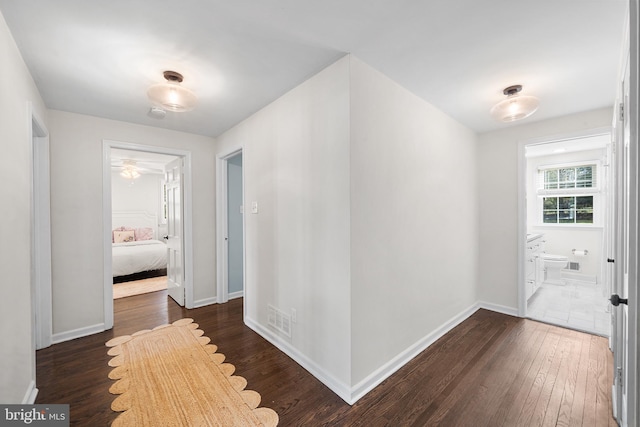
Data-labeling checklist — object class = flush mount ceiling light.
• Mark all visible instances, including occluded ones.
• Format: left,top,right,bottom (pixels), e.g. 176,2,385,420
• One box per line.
490,85,539,122
120,160,141,180
147,70,197,112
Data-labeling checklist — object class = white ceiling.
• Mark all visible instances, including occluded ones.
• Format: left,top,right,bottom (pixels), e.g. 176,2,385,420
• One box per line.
0,1,628,137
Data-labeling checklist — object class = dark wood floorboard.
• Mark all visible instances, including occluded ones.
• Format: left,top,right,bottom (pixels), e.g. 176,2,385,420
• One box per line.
35,291,616,426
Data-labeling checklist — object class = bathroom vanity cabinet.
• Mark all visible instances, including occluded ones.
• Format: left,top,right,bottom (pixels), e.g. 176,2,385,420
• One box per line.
525,234,545,300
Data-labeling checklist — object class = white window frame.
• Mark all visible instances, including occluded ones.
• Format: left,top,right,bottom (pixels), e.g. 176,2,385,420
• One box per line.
536,160,602,227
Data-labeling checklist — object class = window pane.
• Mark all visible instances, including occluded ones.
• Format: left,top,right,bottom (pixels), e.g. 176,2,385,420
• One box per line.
543,211,558,223
558,197,574,210
576,166,593,187
543,197,557,209
576,196,593,209
545,170,558,189
559,168,575,182
576,210,593,223
559,210,574,223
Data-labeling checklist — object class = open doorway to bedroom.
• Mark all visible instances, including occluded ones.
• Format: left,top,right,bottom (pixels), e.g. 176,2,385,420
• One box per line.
103,140,194,330
110,148,178,299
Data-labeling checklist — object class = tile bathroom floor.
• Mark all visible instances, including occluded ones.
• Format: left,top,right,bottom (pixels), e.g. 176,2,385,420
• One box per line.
527,280,611,336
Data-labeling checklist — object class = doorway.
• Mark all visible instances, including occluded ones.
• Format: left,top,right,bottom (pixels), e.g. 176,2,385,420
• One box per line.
102,140,194,329
227,153,244,300
519,130,613,336
110,149,179,299
216,148,245,304
30,106,52,351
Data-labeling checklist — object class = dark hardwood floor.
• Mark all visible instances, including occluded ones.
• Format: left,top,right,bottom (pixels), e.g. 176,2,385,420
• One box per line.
35,290,616,426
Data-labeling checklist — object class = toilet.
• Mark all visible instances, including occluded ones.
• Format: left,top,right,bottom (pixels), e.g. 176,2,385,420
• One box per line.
539,254,569,285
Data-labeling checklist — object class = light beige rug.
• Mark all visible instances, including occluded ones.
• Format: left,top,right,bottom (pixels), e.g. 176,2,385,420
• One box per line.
106,319,279,427
113,276,167,299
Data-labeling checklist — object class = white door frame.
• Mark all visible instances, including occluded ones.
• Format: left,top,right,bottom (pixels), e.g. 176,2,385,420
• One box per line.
517,127,612,318
102,140,195,329
29,103,52,350
216,146,245,305
624,1,638,421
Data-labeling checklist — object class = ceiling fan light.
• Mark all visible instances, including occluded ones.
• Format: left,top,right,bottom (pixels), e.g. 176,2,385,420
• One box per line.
120,160,141,179
490,85,539,122
120,167,141,179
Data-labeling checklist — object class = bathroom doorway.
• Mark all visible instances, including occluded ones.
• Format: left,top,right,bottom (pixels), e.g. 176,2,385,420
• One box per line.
216,148,245,305
520,130,613,336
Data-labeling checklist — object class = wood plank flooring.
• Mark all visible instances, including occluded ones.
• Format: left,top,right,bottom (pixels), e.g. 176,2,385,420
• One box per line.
35,291,616,426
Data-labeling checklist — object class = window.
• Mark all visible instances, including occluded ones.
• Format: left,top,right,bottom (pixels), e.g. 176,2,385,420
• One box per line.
537,163,598,225
542,196,594,224
543,165,594,189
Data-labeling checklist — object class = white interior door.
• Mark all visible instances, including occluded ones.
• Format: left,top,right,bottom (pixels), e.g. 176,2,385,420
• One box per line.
611,50,632,426
165,157,184,306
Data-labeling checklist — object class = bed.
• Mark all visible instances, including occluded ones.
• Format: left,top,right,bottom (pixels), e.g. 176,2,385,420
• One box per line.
112,211,167,281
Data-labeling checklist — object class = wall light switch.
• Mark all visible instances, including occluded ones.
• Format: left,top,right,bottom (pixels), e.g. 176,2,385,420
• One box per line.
251,201,258,214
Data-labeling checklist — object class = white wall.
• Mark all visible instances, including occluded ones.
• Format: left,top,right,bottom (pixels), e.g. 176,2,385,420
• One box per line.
216,55,480,401
112,171,166,239
349,57,479,385
216,56,352,389
0,10,48,403
111,172,162,216
478,108,613,309
48,110,216,335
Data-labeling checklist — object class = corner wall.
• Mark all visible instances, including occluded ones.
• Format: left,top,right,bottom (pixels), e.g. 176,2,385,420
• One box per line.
215,56,353,392
216,55,480,402
0,10,48,403
349,57,479,386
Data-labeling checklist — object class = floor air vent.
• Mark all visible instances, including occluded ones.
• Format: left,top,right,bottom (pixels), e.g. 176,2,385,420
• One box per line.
268,304,291,337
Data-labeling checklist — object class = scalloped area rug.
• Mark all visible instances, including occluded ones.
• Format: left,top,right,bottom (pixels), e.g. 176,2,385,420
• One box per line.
106,318,278,426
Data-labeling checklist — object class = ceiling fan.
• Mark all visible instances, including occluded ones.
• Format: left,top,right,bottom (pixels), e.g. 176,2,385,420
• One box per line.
111,159,164,178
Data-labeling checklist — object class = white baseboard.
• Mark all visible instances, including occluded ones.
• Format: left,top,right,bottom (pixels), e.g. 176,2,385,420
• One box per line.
22,380,38,404
236,301,523,405
228,291,244,300
477,301,519,317
244,315,352,404
193,297,217,308
52,323,105,345
350,302,480,404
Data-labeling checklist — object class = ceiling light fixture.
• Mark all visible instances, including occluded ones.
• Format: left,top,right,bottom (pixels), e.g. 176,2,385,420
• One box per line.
147,70,197,112
120,160,141,180
490,85,539,122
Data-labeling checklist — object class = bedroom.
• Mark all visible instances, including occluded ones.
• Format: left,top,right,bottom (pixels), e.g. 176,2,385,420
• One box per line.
110,148,178,299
